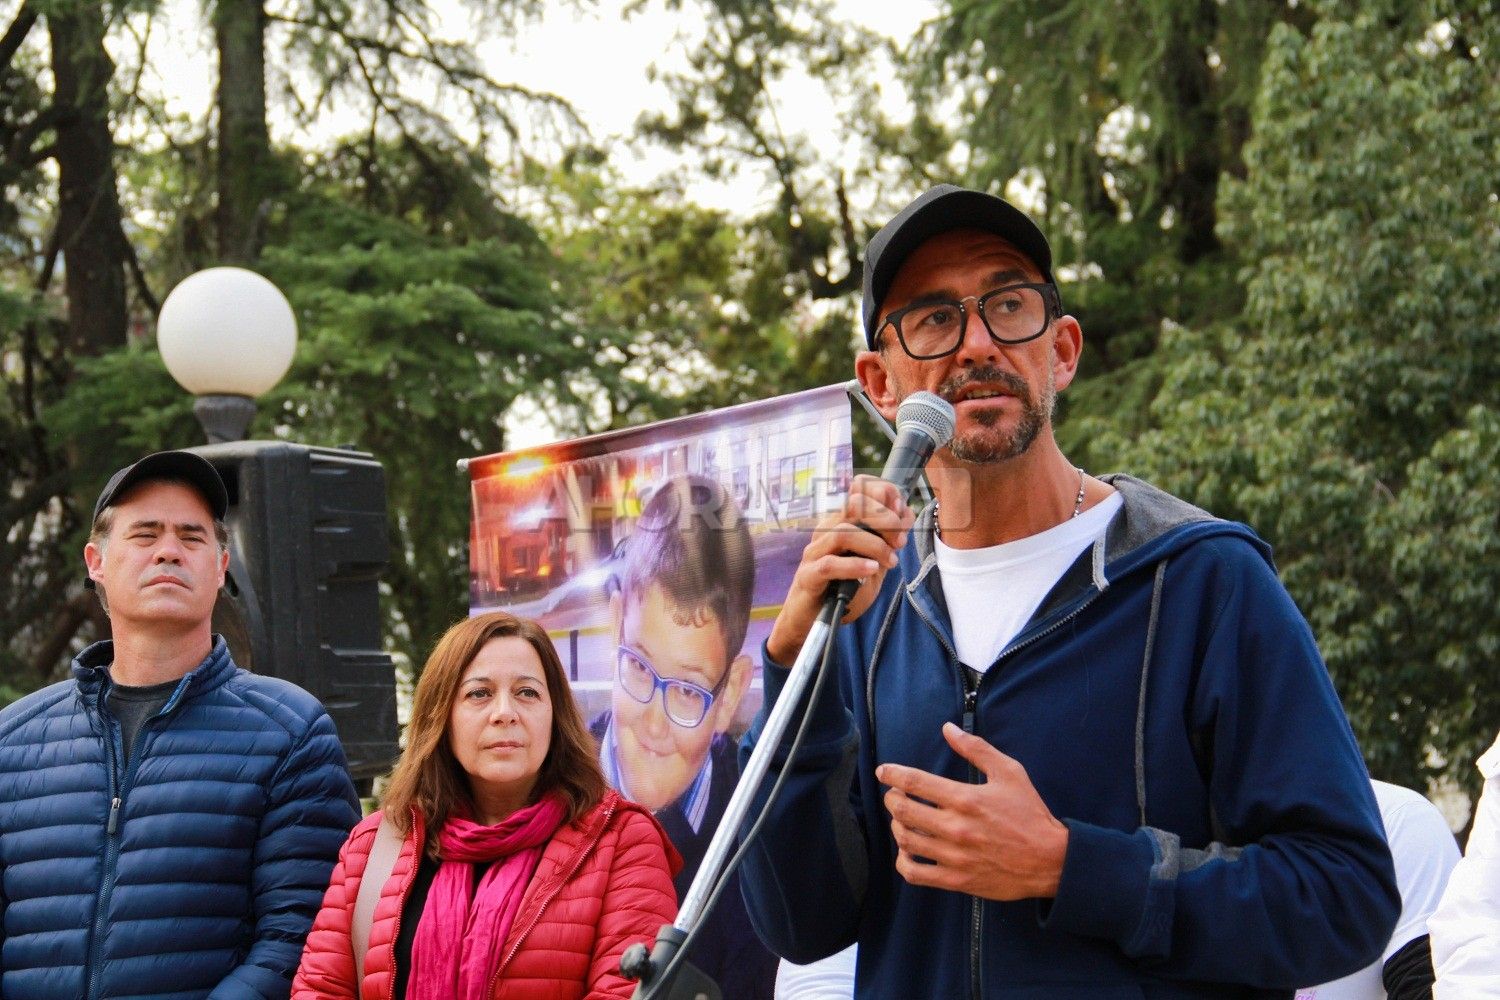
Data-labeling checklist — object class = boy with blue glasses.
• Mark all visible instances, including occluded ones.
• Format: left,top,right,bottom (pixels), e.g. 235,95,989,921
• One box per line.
592,472,774,997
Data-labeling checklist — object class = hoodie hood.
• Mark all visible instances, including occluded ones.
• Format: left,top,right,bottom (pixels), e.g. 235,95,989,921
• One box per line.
912,472,1270,585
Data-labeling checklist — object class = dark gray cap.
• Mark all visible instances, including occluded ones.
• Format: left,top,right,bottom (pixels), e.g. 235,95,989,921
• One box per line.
93,450,228,524
861,184,1054,348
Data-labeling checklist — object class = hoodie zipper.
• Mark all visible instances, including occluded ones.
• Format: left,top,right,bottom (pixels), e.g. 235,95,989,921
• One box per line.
961,675,982,1000
486,797,618,997
904,567,1104,1000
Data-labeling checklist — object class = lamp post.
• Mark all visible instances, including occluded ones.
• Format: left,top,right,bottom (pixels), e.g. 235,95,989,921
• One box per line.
157,267,297,443
153,266,397,788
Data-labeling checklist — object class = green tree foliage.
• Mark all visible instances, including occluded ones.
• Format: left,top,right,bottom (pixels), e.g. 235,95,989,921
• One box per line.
603,0,895,465
261,149,583,663
917,1,1319,474
39,137,598,673
1,0,142,695
1086,2,1499,796
1,0,599,691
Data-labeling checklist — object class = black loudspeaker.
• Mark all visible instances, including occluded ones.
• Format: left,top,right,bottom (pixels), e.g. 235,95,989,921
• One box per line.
189,441,398,791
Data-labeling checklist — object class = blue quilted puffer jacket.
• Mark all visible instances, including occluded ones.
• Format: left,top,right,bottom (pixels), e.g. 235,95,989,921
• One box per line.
0,636,361,1000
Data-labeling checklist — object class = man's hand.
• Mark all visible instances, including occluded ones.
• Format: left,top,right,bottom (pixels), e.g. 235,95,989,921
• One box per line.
765,475,915,665
876,722,1070,901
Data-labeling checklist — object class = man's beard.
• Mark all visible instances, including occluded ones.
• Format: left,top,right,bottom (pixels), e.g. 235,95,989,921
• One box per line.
924,364,1056,464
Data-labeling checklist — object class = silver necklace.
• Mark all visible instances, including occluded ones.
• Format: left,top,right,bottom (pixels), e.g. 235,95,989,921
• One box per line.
932,466,1086,536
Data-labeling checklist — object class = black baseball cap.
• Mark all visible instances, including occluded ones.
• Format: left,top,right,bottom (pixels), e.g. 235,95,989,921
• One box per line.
861,184,1055,349
92,450,229,525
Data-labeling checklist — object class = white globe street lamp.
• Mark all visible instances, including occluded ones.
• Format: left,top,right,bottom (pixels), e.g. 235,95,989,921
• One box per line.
157,267,297,443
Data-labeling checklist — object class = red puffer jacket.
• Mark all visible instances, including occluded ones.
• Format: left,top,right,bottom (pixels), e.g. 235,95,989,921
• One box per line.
292,790,680,1000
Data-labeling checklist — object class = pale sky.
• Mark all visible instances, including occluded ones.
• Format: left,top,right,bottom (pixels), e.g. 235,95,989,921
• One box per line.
145,0,939,213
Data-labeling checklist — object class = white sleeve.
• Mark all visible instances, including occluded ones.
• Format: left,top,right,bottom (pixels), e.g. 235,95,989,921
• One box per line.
1379,784,1462,961
775,945,857,1000
1432,734,1500,999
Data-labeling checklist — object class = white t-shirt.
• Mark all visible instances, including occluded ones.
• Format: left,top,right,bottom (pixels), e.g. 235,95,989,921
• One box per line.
1431,731,1500,999
1297,780,1462,1000
936,493,1121,673
776,945,857,1000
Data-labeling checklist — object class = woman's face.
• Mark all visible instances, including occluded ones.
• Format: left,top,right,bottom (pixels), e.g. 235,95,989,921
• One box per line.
448,636,554,823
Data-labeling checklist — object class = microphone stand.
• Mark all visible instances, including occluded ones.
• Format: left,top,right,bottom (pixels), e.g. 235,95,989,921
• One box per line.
625,391,952,999
624,590,851,1000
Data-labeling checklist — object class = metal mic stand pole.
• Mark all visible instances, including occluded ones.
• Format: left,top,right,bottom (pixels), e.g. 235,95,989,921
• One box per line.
624,592,848,1000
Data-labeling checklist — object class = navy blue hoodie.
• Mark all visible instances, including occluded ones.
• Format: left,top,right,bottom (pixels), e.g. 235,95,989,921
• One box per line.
739,475,1398,999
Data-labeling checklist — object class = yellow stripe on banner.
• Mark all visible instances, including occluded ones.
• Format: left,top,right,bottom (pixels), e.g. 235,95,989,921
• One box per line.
545,604,784,644
546,622,614,641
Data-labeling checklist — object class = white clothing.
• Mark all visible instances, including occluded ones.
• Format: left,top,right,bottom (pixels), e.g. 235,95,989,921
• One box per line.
1297,780,1460,999
935,492,1120,673
776,944,856,1000
1432,731,1500,999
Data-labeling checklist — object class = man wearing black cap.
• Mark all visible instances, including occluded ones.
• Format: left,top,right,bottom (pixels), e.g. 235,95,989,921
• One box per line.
0,451,360,1000
738,186,1399,998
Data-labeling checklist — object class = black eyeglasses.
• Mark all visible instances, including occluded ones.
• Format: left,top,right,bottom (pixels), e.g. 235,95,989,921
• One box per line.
879,282,1061,359
616,645,727,729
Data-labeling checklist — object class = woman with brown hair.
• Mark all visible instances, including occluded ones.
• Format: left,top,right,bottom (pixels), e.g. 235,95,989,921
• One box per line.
293,612,679,1000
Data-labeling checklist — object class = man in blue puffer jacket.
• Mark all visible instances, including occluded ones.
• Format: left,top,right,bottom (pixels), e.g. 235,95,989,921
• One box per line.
0,450,360,999
739,186,1400,998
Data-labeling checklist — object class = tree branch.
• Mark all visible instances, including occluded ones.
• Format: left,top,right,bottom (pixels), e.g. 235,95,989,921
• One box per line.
9,102,65,167
122,235,159,317
30,590,99,684
0,1,36,76
266,9,581,128
34,214,60,291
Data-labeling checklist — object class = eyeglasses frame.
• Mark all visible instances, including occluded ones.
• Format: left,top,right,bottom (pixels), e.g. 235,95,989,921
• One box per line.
878,281,1062,360
615,643,730,729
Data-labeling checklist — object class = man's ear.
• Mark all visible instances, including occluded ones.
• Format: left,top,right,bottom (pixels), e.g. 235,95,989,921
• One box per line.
1051,314,1083,393
216,547,229,588
855,349,900,422
711,653,754,734
84,541,105,586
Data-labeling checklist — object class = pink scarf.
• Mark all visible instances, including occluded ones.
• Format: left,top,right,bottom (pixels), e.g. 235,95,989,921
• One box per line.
408,793,568,1000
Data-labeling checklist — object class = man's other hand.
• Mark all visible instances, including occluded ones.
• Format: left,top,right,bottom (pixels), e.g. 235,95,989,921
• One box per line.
877,722,1069,901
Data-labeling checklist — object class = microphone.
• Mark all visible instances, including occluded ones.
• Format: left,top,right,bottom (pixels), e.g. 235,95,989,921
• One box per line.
876,391,957,498
829,391,955,605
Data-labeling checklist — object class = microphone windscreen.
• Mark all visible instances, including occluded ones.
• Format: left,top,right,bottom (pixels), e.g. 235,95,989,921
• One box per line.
895,391,956,450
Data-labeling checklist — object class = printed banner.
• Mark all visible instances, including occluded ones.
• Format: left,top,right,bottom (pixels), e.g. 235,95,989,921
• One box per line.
467,383,853,997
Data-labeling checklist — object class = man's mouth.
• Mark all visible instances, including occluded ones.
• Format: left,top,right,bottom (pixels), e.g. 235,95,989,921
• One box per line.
939,368,1030,408
953,388,1010,402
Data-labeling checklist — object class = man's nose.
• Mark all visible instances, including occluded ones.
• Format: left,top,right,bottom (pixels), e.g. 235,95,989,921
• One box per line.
153,537,186,563
954,298,998,365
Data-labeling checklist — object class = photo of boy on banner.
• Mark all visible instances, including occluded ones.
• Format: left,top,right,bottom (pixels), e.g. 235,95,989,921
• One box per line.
592,474,775,998
467,383,855,1000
